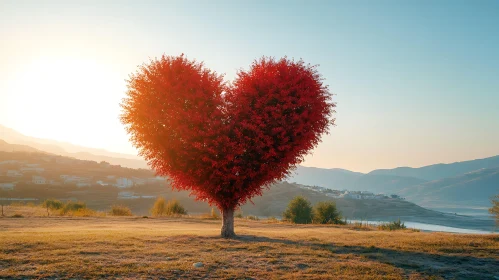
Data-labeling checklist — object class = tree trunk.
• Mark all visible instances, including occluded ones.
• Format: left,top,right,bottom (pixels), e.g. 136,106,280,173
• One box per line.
221,207,235,238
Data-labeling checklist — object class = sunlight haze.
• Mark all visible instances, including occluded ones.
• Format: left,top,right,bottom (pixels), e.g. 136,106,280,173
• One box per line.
1,0,498,172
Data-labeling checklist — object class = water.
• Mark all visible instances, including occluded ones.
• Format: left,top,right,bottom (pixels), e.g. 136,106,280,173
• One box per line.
349,220,495,234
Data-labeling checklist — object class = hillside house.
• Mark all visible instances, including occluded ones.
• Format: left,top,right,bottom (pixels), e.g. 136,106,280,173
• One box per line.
117,191,139,199
20,166,44,173
131,177,146,186
96,180,109,186
32,175,46,185
61,175,91,184
116,177,133,188
0,160,20,165
0,182,15,190
6,170,22,177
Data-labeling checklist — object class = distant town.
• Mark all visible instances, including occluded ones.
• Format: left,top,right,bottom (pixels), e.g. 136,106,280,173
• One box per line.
0,152,164,200
292,183,405,200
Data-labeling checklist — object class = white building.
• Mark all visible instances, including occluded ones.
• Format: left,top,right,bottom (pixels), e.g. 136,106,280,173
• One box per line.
96,180,109,186
20,167,44,173
117,191,139,199
32,175,46,185
116,177,134,188
131,177,146,186
6,170,22,177
0,182,15,190
62,175,90,184
0,160,20,165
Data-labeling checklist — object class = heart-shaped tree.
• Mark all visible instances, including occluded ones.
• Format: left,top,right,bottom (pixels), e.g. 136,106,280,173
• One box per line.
121,54,335,238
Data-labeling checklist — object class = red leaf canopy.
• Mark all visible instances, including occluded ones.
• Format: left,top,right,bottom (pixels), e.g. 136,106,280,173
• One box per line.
121,55,335,210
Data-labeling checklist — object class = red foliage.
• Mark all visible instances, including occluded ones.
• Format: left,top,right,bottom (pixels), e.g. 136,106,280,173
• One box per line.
121,55,335,210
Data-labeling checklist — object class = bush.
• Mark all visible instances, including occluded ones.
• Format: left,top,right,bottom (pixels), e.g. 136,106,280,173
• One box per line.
246,215,259,220
313,201,344,224
266,216,279,223
42,199,64,216
378,219,407,231
283,196,313,224
60,201,86,215
150,197,187,217
42,199,64,210
110,205,133,216
235,208,243,218
165,199,187,216
11,214,24,218
489,194,499,225
150,197,167,217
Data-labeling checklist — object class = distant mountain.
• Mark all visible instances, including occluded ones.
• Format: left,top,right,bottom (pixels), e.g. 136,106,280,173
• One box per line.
0,124,148,169
350,174,427,194
288,166,427,194
287,166,364,189
398,167,499,209
368,155,499,181
0,139,43,153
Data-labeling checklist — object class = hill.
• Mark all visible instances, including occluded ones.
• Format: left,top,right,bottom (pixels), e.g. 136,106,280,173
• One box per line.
289,166,427,194
369,155,499,181
398,167,499,209
0,124,148,169
0,139,43,153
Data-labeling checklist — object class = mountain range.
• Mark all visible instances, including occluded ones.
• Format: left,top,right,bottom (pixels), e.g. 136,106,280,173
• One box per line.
1,124,498,211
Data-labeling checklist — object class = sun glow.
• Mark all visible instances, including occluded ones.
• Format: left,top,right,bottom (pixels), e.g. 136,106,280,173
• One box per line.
5,56,127,150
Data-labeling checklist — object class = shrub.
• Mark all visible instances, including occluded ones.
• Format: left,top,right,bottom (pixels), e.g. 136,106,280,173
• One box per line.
110,205,133,216
489,194,499,225
378,219,407,231
150,197,187,217
246,215,259,220
235,208,243,218
313,201,344,224
150,197,167,217
42,199,64,210
60,202,86,215
42,199,64,216
165,199,187,216
266,216,279,223
283,196,313,224
11,214,24,218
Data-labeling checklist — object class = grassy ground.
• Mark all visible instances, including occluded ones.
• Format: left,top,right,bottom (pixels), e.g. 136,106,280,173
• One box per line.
1,214,498,280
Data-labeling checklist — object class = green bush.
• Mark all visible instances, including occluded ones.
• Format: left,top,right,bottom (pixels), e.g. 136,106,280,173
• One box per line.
235,208,243,218
165,199,187,215
110,205,133,216
283,196,313,224
313,201,344,224
378,219,407,231
150,197,187,217
246,215,259,220
42,199,64,210
42,199,65,216
61,201,86,215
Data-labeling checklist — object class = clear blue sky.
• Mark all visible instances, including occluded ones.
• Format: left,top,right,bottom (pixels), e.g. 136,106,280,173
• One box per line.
1,0,498,172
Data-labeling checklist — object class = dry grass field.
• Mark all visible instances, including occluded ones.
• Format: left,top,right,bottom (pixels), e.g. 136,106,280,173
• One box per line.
1,211,498,280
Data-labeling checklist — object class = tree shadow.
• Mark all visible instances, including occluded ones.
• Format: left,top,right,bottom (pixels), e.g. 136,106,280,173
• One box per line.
233,234,499,279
